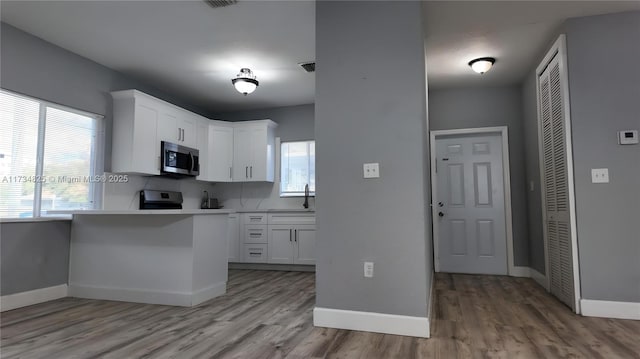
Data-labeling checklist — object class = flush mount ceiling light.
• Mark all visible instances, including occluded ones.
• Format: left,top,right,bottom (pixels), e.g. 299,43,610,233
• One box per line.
231,68,259,95
468,57,496,74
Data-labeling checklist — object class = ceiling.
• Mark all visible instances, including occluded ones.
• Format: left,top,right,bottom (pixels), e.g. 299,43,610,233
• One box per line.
1,1,639,112
423,1,640,89
0,0,316,113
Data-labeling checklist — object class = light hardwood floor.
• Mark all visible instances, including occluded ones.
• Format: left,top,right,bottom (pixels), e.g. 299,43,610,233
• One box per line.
2,270,639,358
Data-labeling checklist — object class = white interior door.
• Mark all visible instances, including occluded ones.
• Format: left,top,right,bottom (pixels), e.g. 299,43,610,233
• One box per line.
538,50,578,311
435,133,508,275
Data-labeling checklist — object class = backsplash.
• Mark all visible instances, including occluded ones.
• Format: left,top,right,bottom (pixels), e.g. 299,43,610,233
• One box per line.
101,174,314,211
212,182,314,211
101,173,215,210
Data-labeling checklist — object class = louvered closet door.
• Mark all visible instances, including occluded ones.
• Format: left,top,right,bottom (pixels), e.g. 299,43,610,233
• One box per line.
539,54,576,311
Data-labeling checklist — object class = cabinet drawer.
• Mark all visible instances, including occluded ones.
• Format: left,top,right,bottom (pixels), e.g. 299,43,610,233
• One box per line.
244,225,268,243
243,244,267,263
268,213,316,225
243,213,267,225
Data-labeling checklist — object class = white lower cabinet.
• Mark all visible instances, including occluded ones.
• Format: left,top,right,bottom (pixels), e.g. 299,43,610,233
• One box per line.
268,225,295,264
236,212,315,265
267,224,316,265
293,225,316,265
227,214,240,262
244,244,268,263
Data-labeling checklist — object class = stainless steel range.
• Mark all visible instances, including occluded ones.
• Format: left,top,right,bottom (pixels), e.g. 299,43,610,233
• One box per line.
139,190,183,210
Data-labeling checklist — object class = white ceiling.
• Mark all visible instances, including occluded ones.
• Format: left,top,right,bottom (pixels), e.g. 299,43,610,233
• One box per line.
423,1,640,89
2,1,639,111
0,0,316,113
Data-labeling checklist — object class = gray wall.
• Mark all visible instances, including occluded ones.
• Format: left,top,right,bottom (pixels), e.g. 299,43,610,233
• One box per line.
1,221,71,295
315,1,431,317
563,12,640,303
0,22,214,295
214,103,314,142
428,86,529,267
521,74,546,274
212,104,316,210
0,22,213,173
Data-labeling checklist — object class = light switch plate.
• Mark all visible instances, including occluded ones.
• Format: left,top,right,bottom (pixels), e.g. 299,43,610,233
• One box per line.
363,163,380,178
591,168,609,183
364,262,374,278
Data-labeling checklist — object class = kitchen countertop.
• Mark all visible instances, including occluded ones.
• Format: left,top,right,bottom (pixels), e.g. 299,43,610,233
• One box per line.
47,209,236,215
235,208,315,213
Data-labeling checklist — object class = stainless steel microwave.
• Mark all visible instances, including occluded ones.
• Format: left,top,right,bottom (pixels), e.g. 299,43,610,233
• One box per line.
161,141,199,177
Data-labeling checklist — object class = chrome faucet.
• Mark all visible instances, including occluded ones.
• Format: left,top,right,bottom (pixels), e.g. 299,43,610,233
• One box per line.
303,184,309,209
201,190,210,209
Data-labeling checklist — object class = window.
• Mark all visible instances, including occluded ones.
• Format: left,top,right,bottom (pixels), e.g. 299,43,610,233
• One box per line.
0,89,103,218
280,140,315,197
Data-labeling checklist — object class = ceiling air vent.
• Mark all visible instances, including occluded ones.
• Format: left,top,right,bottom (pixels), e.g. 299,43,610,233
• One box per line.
299,62,315,73
203,0,238,8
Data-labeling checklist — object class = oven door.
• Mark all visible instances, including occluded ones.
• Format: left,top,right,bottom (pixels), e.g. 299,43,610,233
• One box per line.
161,141,199,176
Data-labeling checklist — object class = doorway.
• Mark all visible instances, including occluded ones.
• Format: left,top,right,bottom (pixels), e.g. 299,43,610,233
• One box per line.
430,126,515,275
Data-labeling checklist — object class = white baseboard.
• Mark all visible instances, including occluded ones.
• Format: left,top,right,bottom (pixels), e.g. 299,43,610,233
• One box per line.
69,281,226,307
581,299,640,320
530,268,547,289
510,266,531,277
192,282,227,306
427,270,435,332
313,307,430,338
1,284,68,312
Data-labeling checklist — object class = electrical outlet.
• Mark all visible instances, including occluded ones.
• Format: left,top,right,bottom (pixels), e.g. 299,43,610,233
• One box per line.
364,262,374,278
363,163,380,178
591,168,609,183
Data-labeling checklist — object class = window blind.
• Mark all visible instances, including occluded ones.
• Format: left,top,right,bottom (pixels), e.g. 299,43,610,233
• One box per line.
0,89,101,218
0,92,40,218
280,140,315,197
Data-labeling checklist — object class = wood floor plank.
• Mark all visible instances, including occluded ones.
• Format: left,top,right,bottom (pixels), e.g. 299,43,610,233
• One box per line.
2,270,639,359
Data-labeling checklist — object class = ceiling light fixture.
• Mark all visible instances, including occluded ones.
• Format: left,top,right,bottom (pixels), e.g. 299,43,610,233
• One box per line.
231,68,259,95
468,57,495,74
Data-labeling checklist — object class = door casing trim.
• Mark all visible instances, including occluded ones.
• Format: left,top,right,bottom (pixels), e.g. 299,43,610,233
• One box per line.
430,126,515,276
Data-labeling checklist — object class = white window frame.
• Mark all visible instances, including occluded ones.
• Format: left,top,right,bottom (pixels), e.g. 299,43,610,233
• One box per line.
279,139,315,198
1,88,105,218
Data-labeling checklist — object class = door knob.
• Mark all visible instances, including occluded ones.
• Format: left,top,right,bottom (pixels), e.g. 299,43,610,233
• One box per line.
438,212,444,217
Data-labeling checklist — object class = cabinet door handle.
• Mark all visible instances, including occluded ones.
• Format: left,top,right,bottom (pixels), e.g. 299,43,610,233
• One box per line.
229,167,232,179
177,128,181,141
245,166,248,178
289,229,292,242
250,166,252,178
181,128,185,141
294,229,297,242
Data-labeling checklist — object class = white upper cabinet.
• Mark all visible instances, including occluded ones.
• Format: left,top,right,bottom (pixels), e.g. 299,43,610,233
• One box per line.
156,105,197,148
232,120,277,182
111,90,277,182
209,124,234,182
178,114,197,148
197,120,234,182
111,91,161,175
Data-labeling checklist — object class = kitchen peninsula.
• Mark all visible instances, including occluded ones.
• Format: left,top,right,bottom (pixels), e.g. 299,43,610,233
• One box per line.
53,209,234,307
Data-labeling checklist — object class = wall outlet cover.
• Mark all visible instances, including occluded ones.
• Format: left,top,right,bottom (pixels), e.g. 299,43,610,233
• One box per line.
618,130,639,145
591,168,609,183
363,163,380,179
